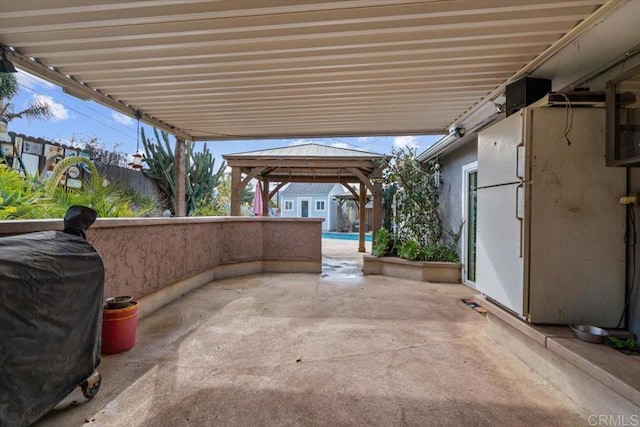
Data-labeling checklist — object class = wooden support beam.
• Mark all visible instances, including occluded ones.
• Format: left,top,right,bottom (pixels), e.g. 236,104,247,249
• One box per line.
230,166,241,216
240,167,267,189
346,167,375,193
174,138,186,217
358,182,366,253
342,183,359,199
269,181,288,199
261,167,277,177
266,176,361,184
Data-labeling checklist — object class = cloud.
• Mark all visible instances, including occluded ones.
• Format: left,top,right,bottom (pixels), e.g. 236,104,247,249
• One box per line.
32,94,69,121
357,136,371,142
15,70,56,91
330,142,350,149
111,111,134,126
393,135,418,149
330,141,374,153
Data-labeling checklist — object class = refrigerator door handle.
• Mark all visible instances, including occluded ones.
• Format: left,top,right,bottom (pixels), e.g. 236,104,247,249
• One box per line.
516,183,525,257
516,144,525,179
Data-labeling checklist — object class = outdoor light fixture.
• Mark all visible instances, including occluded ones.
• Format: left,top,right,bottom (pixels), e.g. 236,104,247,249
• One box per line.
128,112,144,170
433,163,441,189
130,151,143,169
0,52,17,73
453,127,466,138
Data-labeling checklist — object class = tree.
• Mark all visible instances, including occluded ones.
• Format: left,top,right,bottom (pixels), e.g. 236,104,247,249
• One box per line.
381,147,459,262
0,73,52,124
141,127,226,215
196,173,254,216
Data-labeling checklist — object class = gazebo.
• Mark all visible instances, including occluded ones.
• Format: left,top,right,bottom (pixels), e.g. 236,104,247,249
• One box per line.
223,143,388,252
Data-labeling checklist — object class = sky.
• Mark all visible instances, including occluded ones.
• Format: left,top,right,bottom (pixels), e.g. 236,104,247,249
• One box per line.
7,70,442,167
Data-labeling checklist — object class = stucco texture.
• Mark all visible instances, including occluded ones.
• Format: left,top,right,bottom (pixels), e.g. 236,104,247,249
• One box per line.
0,217,322,300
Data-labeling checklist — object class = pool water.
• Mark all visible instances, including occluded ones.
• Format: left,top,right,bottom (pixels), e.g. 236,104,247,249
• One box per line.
322,232,372,242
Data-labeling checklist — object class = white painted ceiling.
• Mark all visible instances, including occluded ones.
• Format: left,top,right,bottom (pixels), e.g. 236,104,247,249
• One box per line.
0,0,620,141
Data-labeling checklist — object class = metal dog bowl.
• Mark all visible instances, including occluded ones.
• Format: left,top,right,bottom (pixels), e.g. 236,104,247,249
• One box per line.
570,324,609,344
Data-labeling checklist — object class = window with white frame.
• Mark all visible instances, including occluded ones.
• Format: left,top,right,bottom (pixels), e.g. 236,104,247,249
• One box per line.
283,200,293,211
316,200,326,211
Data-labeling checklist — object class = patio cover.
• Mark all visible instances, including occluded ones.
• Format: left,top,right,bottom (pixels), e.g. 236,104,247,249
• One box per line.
0,1,632,217
223,143,387,252
0,0,617,141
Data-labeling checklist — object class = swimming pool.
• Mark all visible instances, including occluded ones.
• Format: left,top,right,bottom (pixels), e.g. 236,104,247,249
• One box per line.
322,232,372,242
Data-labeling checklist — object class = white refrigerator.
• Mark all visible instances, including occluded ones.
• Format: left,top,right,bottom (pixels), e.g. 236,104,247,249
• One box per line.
476,106,626,326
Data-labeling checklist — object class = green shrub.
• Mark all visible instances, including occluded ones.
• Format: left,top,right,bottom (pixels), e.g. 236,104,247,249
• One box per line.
396,239,460,263
193,198,224,216
0,158,161,219
124,188,164,217
372,227,393,256
398,239,423,261
422,244,459,263
44,157,139,218
0,165,48,219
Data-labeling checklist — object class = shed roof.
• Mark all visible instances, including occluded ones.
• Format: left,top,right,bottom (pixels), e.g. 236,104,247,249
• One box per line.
281,183,339,196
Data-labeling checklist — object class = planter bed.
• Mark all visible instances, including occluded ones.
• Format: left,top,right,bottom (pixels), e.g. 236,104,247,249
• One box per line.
363,254,461,283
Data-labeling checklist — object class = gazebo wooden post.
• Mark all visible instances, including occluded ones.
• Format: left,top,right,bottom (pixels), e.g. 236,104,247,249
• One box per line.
371,168,383,250
230,167,241,216
262,177,270,216
358,182,366,252
174,138,186,217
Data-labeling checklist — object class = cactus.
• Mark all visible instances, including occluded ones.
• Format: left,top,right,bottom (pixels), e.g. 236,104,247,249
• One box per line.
141,127,225,215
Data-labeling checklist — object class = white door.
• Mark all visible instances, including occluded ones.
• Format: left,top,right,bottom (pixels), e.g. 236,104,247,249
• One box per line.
461,162,478,287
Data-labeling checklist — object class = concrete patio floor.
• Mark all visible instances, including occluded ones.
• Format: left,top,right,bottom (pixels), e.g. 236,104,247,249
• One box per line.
37,239,587,426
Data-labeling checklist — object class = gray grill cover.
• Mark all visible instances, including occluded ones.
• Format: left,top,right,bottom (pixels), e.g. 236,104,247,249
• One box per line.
0,207,104,426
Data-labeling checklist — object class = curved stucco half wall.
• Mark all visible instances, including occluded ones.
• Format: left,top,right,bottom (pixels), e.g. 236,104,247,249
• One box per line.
0,217,322,317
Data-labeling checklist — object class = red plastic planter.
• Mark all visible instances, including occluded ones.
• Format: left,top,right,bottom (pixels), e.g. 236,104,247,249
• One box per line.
101,301,139,354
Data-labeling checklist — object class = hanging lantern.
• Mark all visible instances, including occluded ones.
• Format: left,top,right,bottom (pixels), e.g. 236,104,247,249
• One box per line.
130,151,144,169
